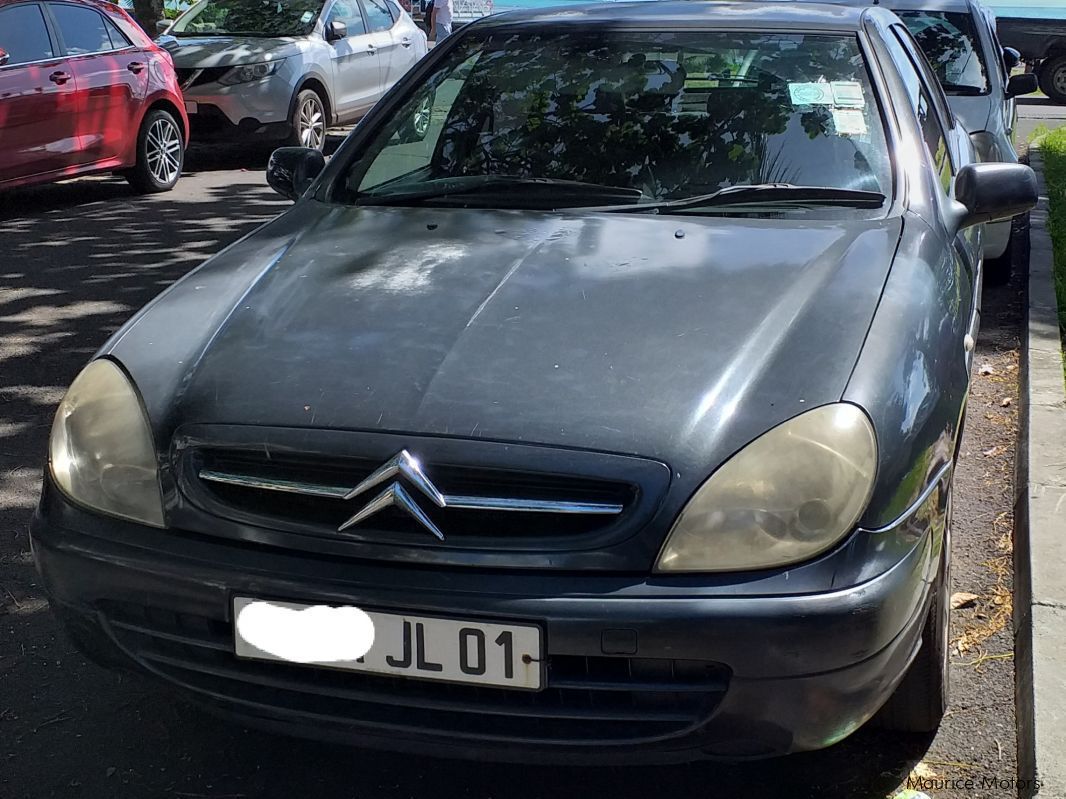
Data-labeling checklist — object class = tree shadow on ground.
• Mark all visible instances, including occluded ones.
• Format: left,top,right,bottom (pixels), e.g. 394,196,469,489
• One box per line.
0,169,931,799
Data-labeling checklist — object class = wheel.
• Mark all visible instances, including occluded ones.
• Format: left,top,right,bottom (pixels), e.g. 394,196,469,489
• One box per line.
984,226,1014,285
398,91,434,143
874,490,952,733
1039,55,1066,104
288,89,327,151
125,109,184,193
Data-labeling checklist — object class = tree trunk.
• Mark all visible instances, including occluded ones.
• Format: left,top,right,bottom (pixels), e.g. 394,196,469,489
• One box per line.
131,0,165,36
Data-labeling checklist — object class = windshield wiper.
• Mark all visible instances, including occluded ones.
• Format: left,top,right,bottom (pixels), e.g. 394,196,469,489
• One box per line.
939,83,987,96
356,176,644,206
600,183,886,214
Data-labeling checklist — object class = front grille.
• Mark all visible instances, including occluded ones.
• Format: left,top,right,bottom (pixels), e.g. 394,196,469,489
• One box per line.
175,67,230,89
101,602,729,745
184,449,639,545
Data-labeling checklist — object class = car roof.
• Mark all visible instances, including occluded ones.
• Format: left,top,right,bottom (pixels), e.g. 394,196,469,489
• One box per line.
479,1,874,31
750,0,977,14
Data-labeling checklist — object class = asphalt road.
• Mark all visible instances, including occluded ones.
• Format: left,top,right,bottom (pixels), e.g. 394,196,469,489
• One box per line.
0,119,1040,798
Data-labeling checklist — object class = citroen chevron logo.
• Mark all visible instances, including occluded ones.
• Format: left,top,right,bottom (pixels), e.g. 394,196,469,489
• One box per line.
338,450,447,540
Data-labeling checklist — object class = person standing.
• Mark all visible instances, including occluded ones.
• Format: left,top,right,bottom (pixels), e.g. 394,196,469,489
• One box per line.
430,0,453,42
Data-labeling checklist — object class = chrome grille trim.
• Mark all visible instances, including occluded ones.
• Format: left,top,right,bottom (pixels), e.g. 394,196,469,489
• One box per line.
198,469,625,515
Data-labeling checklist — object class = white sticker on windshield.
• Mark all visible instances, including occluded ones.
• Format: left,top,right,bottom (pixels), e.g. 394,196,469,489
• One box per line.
832,108,868,136
301,10,314,22
831,81,865,108
788,82,834,106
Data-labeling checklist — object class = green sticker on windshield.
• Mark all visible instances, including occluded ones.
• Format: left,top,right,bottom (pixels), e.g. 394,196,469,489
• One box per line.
788,82,834,106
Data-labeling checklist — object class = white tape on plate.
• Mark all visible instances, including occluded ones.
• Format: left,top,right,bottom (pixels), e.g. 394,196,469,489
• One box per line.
236,601,375,664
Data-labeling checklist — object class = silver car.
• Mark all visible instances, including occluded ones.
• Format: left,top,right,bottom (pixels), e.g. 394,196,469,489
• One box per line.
160,0,429,150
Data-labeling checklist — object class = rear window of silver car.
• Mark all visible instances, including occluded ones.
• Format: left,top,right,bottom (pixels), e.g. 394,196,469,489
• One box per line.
341,29,894,209
896,10,990,95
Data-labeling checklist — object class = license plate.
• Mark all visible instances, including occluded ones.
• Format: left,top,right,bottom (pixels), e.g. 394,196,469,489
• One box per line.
232,597,543,690
184,101,198,114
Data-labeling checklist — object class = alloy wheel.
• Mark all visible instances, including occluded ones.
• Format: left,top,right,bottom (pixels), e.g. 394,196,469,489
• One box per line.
413,95,433,138
298,95,325,150
146,118,182,185
1055,64,1066,98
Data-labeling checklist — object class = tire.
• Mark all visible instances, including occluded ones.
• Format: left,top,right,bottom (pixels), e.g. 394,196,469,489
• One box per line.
398,91,435,143
874,491,952,733
125,109,184,194
287,89,327,151
1039,55,1066,104
984,226,1014,285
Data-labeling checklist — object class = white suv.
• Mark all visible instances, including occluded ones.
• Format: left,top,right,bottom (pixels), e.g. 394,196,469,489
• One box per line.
160,0,428,149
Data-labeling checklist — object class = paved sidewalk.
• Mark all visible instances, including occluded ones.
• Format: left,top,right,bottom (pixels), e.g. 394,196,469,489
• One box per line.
1016,150,1066,798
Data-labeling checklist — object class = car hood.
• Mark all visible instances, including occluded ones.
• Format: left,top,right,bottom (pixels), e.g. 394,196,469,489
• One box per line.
945,93,993,134
158,35,302,68
108,203,902,475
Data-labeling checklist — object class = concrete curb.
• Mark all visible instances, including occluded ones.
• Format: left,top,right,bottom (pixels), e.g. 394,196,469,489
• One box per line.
1017,148,1066,799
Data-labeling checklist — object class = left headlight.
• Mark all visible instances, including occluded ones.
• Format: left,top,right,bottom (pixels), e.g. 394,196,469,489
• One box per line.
49,359,164,528
655,403,877,573
218,60,284,86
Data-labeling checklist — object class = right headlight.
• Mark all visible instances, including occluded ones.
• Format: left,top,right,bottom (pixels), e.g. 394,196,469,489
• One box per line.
655,403,877,573
218,60,284,86
49,359,164,528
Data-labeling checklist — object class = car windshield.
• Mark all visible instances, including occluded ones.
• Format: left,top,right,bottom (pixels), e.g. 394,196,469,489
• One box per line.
170,0,322,36
897,11,990,94
338,29,893,211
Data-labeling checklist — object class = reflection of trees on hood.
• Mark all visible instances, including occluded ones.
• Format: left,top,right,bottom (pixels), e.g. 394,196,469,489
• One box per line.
432,33,873,200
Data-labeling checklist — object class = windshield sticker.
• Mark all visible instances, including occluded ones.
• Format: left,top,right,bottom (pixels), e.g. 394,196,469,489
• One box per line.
832,108,868,136
831,81,865,108
301,10,314,22
788,82,834,106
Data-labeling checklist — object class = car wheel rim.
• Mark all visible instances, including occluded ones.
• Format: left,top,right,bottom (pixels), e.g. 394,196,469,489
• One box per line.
146,118,182,185
1055,65,1066,95
299,96,325,150
413,96,432,137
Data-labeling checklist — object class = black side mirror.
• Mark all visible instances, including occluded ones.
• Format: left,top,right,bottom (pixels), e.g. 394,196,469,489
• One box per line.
155,19,171,34
325,20,348,42
1003,46,1021,71
954,162,1037,230
267,147,327,201
1007,72,1038,98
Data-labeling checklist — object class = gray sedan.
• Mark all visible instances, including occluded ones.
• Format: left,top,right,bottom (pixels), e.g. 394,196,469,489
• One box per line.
34,1,1036,763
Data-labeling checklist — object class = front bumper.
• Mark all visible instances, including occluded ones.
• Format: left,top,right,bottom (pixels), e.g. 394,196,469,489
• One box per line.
30,486,941,763
183,78,294,142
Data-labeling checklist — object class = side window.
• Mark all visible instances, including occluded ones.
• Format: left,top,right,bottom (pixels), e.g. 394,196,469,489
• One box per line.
49,4,113,55
884,26,954,194
326,0,368,36
0,4,55,65
103,16,132,50
361,0,395,33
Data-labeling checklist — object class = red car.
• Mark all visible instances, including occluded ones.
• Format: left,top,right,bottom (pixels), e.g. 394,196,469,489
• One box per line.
0,0,189,193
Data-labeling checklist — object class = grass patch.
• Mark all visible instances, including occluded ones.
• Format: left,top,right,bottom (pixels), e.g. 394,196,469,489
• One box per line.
1037,127,1066,376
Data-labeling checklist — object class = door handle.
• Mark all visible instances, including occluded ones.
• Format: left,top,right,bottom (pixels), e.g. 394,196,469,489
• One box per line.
127,61,146,74
367,44,376,53
49,71,71,85
401,37,412,47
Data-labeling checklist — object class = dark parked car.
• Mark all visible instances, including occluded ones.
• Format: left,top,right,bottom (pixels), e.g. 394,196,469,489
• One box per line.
33,1,1036,762
0,0,188,193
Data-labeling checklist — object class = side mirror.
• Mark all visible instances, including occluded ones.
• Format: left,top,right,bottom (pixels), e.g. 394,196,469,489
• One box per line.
156,19,171,34
267,147,326,201
1007,72,1038,98
0,49,9,68
1003,46,1021,71
325,20,348,42
953,162,1037,231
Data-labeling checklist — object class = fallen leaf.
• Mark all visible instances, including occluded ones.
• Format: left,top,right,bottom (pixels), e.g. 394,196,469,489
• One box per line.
983,446,1003,457
951,592,980,609
1000,397,1013,407
979,363,995,375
